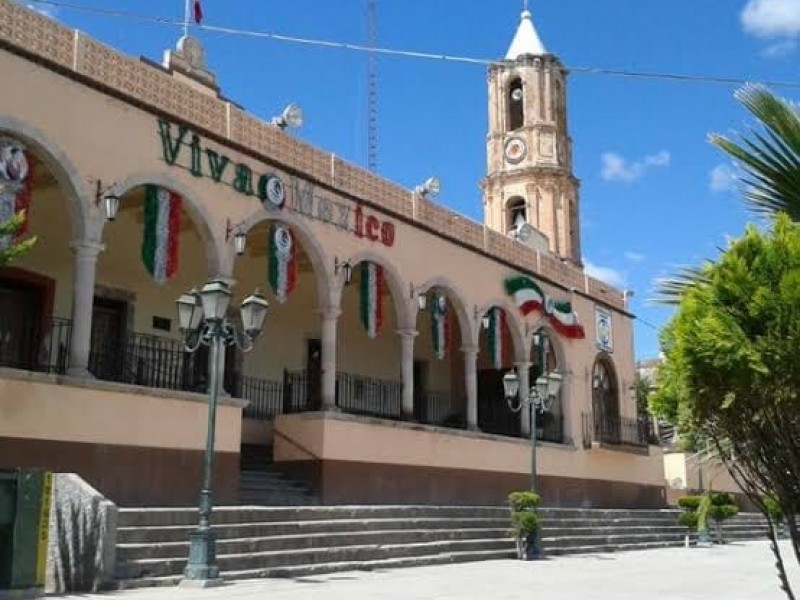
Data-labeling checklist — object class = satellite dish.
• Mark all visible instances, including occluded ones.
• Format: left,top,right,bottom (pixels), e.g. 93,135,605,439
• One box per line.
516,223,534,243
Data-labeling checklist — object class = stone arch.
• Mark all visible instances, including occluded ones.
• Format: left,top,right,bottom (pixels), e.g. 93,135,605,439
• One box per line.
473,297,526,362
416,276,475,349
528,323,570,444
101,173,223,276
238,208,332,310
342,250,410,330
527,324,567,373
0,115,91,241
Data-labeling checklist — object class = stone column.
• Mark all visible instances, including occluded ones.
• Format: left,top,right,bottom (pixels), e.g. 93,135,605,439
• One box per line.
462,344,479,430
516,361,532,436
319,307,341,410
397,329,418,419
67,240,105,377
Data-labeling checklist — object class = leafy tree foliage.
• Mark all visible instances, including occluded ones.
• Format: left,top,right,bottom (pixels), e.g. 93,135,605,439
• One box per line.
651,215,800,599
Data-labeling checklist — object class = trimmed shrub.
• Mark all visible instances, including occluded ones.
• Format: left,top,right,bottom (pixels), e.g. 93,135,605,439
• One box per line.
677,496,702,511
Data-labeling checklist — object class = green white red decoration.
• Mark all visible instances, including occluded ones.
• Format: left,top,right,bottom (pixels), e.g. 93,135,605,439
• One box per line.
142,185,182,284
268,225,297,303
0,137,33,247
431,294,450,360
487,307,506,369
505,275,586,339
359,261,384,338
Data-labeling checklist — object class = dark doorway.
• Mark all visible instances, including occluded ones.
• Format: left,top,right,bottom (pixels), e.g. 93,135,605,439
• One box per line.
306,338,321,410
413,360,428,421
89,297,128,381
0,278,44,370
478,369,520,436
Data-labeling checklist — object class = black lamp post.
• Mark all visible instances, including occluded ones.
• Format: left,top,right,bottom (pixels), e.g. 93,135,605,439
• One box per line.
502,366,562,559
176,279,269,586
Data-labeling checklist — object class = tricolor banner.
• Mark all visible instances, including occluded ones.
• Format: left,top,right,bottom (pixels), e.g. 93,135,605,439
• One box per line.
505,275,586,340
142,185,182,283
487,306,506,369
268,225,297,303
431,294,449,360
360,262,384,339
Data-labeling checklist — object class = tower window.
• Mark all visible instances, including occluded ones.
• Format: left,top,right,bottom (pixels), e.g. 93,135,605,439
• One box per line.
507,79,524,131
506,197,526,233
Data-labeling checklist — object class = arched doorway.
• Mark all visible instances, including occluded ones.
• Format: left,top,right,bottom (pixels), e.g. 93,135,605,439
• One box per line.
530,329,564,443
592,355,619,442
476,305,517,435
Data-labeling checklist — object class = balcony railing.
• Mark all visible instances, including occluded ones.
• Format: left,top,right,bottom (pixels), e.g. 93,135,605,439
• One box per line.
335,372,403,420
582,411,651,450
416,391,466,429
0,316,72,374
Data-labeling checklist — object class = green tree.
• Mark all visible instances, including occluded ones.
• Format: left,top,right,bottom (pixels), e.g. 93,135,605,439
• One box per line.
651,215,800,600
0,210,36,267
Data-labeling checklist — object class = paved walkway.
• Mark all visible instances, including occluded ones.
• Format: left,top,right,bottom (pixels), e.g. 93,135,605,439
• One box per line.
66,541,799,600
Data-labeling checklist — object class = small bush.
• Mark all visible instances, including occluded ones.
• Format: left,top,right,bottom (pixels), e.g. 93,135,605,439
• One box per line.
678,512,699,529
711,492,735,507
508,491,541,513
677,496,702,511
511,510,539,538
709,505,738,522
764,496,784,524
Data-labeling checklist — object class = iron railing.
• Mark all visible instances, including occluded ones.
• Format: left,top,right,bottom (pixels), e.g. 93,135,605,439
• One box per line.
417,391,466,428
582,411,650,449
0,316,71,374
336,372,403,420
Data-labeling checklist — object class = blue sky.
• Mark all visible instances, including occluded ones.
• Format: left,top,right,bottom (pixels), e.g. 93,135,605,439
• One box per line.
26,0,800,360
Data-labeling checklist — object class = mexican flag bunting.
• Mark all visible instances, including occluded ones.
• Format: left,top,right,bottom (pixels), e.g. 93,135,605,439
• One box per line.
142,185,182,284
487,307,505,369
549,300,585,339
505,276,545,316
268,225,297,303
505,274,586,340
431,294,449,360
359,261,384,339
193,0,203,24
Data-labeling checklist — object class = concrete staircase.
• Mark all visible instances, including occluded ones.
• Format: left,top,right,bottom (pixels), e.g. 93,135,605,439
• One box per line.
114,506,771,589
238,445,318,506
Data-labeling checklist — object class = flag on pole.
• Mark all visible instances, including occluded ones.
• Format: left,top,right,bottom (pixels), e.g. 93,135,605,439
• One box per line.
193,0,203,24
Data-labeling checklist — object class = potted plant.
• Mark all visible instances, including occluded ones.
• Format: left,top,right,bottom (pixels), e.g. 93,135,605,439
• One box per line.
508,491,542,560
708,492,738,544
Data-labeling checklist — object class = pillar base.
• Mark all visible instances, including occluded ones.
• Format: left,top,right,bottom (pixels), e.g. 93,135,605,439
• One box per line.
66,366,94,379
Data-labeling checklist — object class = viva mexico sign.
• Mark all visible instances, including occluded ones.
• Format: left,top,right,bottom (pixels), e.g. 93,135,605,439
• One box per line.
157,119,396,247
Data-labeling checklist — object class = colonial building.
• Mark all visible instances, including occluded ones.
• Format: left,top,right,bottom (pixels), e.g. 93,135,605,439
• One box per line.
0,2,665,507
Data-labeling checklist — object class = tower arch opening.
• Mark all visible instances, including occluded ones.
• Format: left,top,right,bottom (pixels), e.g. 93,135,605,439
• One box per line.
507,78,524,131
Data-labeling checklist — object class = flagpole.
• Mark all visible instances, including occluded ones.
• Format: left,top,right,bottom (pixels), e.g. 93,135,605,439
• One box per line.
183,0,190,37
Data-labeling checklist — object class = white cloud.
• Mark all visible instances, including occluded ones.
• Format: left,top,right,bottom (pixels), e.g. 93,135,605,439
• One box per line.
584,260,627,288
709,164,737,193
624,251,646,264
600,151,671,183
23,1,57,18
741,0,800,38
761,39,798,57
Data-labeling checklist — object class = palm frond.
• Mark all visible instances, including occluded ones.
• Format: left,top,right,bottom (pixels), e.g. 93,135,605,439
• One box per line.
651,265,710,306
710,85,800,221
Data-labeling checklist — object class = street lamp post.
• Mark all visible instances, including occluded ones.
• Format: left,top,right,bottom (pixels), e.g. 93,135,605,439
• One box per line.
502,367,562,560
176,279,269,587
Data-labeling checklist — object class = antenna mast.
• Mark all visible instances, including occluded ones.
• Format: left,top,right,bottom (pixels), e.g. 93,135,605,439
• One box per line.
366,0,378,172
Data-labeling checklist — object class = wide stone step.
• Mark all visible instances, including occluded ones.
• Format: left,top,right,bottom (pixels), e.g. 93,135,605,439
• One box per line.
543,532,686,549
117,538,514,579
117,528,513,560
117,517,514,543
117,506,512,527
116,548,516,589
547,540,684,555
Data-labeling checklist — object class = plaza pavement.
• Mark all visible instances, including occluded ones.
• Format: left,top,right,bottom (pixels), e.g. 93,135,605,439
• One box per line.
64,541,799,600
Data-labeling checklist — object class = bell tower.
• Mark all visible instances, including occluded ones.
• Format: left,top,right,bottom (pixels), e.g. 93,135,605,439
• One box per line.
481,7,582,265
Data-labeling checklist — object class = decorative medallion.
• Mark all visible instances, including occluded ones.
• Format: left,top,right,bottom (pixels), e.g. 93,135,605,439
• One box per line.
262,175,286,209
595,307,613,353
504,136,527,164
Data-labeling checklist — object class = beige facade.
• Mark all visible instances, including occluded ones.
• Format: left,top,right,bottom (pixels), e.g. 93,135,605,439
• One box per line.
0,2,664,507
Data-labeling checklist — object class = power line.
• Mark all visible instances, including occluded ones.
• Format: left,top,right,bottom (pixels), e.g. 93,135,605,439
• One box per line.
23,0,800,90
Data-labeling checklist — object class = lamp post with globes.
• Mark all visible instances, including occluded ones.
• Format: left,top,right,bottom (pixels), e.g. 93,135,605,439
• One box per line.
175,279,269,586
502,365,562,559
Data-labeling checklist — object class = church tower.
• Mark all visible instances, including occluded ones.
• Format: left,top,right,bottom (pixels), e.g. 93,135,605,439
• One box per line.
481,7,582,266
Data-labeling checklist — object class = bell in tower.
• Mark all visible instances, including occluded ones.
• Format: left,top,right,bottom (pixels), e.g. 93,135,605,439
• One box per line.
480,5,582,266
